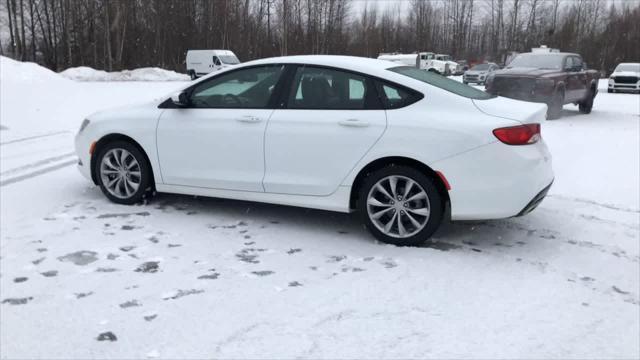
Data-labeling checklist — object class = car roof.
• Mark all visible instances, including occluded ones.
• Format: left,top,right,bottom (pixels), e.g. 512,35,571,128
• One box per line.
618,62,640,65
519,52,579,57
243,55,399,73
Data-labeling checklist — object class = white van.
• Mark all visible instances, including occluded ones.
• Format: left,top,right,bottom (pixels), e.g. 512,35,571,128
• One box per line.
186,50,240,79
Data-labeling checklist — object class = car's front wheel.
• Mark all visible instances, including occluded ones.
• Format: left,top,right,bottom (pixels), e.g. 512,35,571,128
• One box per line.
358,165,443,246
95,141,152,205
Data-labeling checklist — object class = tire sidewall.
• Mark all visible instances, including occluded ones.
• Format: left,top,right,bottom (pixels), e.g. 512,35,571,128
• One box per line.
357,165,444,247
94,141,152,205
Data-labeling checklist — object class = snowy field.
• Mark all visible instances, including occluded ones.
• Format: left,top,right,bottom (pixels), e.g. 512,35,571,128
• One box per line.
1,57,639,359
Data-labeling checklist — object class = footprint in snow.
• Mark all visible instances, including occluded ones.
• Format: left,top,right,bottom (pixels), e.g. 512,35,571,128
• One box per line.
13,277,28,283
32,257,46,265
2,297,33,305
163,289,204,300
119,300,141,309
96,267,119,273
252,270,274,277
41,270,58,277
287,248,302,255
75,292,94,299
96,331,117,342
58,251,98,265
288,281,303,287
119,246,136,252
135,262,159,273
144,314,158,322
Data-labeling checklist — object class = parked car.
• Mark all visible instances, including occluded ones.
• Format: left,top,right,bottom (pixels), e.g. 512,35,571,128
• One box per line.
186,49,240,80
75,56,553,246
463,63,500,85
485,52,599,119
608,63,640,93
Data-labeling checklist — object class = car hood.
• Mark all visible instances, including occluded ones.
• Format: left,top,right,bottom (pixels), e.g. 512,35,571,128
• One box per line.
465,70,487,76
495,67,560,77
611,71,639,77
87,100,159,123
472,96,547,124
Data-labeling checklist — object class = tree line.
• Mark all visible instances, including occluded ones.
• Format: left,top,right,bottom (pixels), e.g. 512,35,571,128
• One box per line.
1,0,638,74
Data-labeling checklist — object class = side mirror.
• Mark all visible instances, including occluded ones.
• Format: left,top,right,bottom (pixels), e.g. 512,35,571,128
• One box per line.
170,91,190,107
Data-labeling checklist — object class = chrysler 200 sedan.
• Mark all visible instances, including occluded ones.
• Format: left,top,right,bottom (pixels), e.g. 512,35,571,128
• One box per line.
75,56,554,246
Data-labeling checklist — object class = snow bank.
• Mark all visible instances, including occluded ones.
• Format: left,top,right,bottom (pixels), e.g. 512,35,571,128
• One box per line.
0,56,70,84
59,66,189,81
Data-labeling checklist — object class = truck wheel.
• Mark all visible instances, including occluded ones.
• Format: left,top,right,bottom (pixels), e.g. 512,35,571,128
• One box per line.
189,71,197,80
546,89,564,120
579,89,595,114
607,89,612,93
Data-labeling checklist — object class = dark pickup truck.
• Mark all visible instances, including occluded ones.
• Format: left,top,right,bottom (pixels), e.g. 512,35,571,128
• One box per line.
485,52,599,119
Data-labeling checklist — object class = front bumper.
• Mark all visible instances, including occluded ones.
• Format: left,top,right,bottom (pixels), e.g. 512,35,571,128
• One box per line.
74,132,94,182
608,80,640,92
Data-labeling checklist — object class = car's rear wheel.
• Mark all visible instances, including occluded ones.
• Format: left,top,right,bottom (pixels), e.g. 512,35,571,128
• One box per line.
579,88,595,114
95,141,152,205
358,165,443,247
547,89,564,120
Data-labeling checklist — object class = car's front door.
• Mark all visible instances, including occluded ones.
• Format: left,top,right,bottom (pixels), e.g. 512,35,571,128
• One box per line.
263,65,387,196
156,65,285,191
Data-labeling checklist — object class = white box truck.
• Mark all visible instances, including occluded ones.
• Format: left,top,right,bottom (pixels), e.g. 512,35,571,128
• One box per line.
186,50,240,79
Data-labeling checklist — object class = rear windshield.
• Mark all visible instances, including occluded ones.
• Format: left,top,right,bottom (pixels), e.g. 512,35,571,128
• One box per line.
389,66,495,100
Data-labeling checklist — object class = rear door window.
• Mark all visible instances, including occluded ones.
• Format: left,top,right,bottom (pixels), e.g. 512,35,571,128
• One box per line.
287,66,380,110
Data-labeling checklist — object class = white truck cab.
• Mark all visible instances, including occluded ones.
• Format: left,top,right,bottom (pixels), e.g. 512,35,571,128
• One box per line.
377,52,459,76
186,50,240,79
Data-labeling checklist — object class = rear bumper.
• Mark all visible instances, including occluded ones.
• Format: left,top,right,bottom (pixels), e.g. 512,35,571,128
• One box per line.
516,181,553,216
433,140,554,220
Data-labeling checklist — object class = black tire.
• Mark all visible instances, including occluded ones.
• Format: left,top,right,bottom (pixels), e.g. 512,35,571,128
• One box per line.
579,88,595,114
94,141,153,205
463,81,468,85
546,88,564,120
189,70,197,80
357,165,444,247
607,88,612,93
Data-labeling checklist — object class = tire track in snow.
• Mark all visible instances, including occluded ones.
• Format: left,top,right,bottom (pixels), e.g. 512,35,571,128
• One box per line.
0,159,77,187
1,152,76,176
0,130,71,146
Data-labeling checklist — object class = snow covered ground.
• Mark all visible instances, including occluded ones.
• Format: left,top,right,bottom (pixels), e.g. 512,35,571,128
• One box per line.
1,56,639,359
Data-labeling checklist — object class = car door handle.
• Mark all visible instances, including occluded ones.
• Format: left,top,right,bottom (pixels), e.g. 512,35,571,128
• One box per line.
235,116,262,123
338,119,369,127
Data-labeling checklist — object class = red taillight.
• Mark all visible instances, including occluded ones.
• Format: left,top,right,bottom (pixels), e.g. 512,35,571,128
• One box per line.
493,124,541,145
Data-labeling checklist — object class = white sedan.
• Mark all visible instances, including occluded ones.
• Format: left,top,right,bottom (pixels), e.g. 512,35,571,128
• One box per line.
75,55,554,246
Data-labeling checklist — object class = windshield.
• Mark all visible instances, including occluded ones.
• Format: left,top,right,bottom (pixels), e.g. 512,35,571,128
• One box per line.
436,55,451,61
615,64,640,72
389,66,495,100
471,64,491,71
219,55,240,65
507,54,563,69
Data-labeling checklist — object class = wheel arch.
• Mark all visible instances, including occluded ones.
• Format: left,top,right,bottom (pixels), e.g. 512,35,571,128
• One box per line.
349,156,450,211
90,133,155,187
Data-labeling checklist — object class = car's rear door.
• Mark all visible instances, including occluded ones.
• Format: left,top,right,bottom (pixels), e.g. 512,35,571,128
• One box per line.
263,65,387,196
156,65,285,191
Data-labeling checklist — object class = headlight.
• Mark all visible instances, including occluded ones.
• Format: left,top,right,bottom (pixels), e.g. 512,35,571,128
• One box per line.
78,119,90,133
480,75,485,80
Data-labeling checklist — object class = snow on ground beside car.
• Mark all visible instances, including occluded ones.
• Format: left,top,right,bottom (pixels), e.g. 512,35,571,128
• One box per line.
59,66,189,82
1,59,639,359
